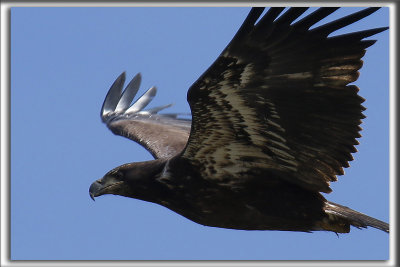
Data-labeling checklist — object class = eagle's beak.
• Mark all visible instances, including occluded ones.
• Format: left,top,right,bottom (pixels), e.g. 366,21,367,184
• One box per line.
89,180,103,201
89,175,125,201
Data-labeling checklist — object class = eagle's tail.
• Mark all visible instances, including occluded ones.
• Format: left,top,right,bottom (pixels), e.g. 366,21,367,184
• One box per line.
320,201,389,233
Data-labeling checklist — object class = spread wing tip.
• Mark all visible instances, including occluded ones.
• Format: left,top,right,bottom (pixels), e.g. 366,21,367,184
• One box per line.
101,73,185,123
101,71,126,121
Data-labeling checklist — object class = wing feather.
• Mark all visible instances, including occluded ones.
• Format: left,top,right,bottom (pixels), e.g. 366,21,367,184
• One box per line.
114,73,141,112
101,72,125,118
101,73,191,159
181,7,387,193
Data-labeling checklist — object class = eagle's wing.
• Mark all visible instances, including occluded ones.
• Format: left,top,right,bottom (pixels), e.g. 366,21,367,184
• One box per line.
181,7,388,193
101,72,191,159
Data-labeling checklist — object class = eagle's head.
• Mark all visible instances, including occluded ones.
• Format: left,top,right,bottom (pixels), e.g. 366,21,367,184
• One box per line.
89,158,168,201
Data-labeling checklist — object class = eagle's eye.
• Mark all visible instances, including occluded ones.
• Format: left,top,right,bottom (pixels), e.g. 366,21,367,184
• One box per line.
105,169,124,181
114,171,124,180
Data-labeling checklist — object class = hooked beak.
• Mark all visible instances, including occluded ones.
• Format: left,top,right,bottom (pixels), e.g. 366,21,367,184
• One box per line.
89,174,125,201
89,180,103,201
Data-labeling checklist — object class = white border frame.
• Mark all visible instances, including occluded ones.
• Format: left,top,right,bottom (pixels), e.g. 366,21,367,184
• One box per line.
1,1,396,266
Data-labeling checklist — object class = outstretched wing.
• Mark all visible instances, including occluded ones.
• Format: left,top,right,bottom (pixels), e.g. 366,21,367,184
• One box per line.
181,7,388,193
101,72,191,159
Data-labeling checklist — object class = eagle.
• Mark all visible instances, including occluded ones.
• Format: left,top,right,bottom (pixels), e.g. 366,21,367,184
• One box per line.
89,7,389,233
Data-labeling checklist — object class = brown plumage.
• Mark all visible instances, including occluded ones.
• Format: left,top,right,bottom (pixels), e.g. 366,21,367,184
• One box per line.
89,7,389,233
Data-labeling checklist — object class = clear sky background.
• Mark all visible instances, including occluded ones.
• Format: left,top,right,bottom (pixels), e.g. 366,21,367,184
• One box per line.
10,6,389,261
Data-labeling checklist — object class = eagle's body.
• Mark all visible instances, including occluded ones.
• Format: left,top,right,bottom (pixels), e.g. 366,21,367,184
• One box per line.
89,7,389,233
148,156,329,232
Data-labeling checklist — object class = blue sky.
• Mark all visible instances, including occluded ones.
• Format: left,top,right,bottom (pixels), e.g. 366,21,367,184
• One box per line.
10,6,389,261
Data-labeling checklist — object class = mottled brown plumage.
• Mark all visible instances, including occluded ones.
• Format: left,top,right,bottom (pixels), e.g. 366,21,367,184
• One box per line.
89,7,389,233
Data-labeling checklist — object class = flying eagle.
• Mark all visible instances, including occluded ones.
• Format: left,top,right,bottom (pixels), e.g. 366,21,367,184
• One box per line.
89,7,389,233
